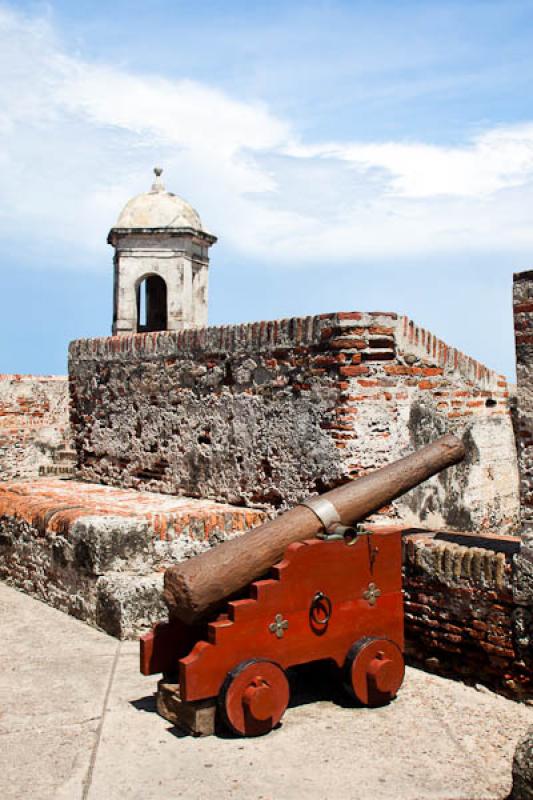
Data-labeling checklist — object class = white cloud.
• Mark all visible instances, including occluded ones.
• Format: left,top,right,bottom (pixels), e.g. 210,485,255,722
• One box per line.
2,4,533,268
286,125,533,198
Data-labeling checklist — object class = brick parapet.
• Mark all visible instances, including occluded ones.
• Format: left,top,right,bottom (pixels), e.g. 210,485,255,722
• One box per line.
69,313,336,361
396,316,505,391
69,312,506,393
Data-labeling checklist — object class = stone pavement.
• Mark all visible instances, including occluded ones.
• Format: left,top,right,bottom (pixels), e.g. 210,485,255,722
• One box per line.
1,582,531,800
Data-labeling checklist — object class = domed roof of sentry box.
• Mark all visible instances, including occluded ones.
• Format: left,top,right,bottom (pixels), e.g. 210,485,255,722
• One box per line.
113,168,205,231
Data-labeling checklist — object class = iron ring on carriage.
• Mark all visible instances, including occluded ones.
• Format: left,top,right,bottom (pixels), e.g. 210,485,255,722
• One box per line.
310,591,332,625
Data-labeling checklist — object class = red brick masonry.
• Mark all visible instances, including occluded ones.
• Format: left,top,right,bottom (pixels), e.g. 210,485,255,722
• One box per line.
0,375,73,480
403,530,530,697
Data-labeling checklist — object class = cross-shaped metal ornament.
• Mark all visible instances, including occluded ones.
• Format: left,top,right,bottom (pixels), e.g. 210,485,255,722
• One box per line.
269,613,289,639
363,582,381,606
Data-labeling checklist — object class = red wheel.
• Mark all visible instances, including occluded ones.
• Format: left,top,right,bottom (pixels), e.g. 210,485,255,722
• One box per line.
219,659,290,737
343,637,404,707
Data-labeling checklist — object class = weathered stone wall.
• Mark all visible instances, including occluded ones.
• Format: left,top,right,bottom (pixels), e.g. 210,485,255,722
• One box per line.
513,271,533,694
0,375,74,480
403,531,531,697
514,271,533,530
512,725,533,799
69,311,520,532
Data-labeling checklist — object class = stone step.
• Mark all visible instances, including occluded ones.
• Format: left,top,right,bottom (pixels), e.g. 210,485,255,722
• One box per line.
95,571,166,639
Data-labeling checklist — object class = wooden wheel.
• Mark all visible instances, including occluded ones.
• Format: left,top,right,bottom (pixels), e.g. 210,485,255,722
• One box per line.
343,637,404,707
219,659,290,737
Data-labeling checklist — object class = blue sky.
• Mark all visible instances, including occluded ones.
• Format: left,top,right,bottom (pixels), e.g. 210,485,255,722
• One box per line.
1,0,533,376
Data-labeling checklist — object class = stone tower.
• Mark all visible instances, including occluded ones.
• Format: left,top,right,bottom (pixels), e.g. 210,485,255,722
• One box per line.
108,168,217,335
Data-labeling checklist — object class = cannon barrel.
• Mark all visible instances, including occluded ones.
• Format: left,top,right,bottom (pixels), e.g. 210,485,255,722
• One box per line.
163,433,465,624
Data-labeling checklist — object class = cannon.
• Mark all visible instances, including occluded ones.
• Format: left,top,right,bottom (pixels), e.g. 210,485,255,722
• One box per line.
140,434,465,737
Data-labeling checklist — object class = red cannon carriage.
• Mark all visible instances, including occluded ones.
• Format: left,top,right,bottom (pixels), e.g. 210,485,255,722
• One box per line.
141,526,404,736
140,434,464,737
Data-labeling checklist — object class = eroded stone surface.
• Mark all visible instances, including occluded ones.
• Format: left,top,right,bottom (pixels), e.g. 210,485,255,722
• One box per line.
513,725,533,799
69,311,520,533
0,374,74,480
514,270,533,532
513,272,533,690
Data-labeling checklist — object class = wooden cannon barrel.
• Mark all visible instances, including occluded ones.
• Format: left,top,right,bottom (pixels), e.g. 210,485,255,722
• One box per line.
163,433,465,624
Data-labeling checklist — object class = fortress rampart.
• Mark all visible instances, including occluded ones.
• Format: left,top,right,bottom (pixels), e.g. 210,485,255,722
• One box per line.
69,310,520,533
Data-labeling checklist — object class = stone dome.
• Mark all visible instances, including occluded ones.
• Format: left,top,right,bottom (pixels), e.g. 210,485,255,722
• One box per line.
113,168,204,231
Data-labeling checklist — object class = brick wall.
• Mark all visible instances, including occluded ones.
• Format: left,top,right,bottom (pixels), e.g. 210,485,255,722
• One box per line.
0,375,74,481
403,531,530,697
69,311,520,532
399,273,533,699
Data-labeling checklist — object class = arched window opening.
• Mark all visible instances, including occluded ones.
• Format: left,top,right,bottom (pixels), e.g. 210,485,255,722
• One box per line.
136,275,167,333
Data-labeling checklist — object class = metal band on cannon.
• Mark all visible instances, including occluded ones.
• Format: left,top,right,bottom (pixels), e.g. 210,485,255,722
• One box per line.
298,497,342,537
163,433,466,624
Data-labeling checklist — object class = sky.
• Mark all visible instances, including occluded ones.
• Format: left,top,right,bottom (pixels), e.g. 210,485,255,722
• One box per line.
1,1,533,377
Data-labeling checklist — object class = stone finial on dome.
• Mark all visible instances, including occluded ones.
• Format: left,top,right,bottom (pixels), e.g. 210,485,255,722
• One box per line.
112,169,211,231
151,166,165,193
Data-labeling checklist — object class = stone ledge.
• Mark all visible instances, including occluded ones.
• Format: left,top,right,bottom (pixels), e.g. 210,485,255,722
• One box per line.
0,478,265,541
0,478,266,638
